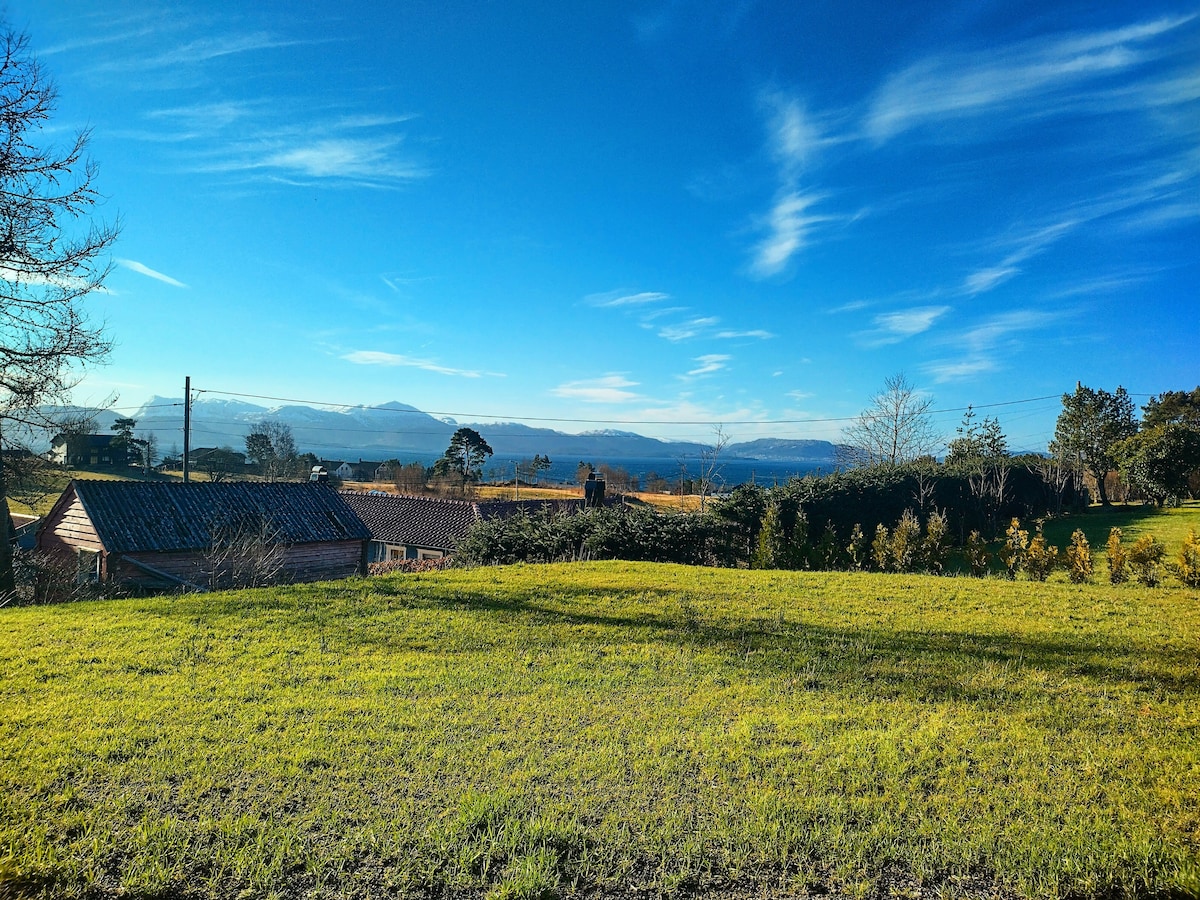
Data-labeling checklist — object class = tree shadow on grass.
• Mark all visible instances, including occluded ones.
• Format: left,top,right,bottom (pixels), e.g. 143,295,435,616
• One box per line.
1041,504,1165,547
352,576,1200,705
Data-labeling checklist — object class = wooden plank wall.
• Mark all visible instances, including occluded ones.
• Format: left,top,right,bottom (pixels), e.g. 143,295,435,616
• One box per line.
37,494,105,556
115,541,366,589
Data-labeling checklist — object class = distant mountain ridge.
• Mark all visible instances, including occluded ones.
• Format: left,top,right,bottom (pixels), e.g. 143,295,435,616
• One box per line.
27,397,845,466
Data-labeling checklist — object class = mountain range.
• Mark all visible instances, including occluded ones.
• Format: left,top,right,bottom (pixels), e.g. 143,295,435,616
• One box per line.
29,397,845,466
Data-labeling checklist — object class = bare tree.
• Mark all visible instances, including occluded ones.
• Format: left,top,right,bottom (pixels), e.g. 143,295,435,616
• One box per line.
205,515,288,590
245,420,299,481
697,425,730,512
1,26,118,597
134,431,158,474
841,373,939,467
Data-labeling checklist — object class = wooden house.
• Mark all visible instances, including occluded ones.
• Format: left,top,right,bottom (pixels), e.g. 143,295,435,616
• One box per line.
338,492,481,561
339,491,586,562
48,434,129,468
36,480,370,591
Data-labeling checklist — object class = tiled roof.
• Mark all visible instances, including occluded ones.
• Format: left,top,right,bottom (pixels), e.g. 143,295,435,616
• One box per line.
339,493,589,552
339,492,483,551
67,480,370,553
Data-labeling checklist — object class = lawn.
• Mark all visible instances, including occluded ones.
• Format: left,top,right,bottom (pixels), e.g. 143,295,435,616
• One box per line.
1,563,1198,899
1042,499,1200,549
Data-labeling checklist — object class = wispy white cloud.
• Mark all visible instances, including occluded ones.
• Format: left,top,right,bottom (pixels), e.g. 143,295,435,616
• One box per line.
924,309,1068,382
93,32,320,74
961,219,1077,295
659,316,720,342
959,309,1065,349
684,354,731,378
749,190,827,278
856,305,951,346
94,21,427,189
0,265,107,294
746,89,844,278
550,375,642,404
761,89,825,177
637,306,689,324
715,329,775,340
865,14,1195,141
585,290,671,308
257,137,425,181
827,299,873,314
923,358,998,382
144,100,263,131
116,258,188,288
341,350,490,378
172,119,428,187
962,266,1019,295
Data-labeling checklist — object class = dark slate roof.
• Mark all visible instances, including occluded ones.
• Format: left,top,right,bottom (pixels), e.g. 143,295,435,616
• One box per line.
339,493,589,552
339,492,483,551
67,480,370,553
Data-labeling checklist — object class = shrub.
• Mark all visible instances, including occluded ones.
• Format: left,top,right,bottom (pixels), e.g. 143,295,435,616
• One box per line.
4,551,113,606
1000,518,1029,579
890,510,922,574
965,530,990,577
1065,529,1093,584
1024,522,1059,582
814,522,842,571
846,523,867,571
1177,528,1200,589
1128,535,1167,587
787,506,811,570
871,524,891,572
753,501,787,570
1106,527,1129,585
922,509,950,574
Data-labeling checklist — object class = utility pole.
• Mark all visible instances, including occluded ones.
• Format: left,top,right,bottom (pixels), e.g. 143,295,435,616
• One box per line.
182,375,191,483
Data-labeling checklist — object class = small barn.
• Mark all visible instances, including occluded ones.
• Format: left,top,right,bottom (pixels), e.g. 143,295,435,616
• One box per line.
36,480,370,590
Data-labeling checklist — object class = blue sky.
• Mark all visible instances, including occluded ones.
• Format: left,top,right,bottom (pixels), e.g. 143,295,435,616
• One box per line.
8,1,1198,450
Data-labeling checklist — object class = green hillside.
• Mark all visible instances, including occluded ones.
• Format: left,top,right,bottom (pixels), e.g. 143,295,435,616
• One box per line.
2,564,1198,899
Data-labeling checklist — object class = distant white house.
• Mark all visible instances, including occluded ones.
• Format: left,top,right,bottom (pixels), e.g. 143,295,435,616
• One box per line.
319,459,390,482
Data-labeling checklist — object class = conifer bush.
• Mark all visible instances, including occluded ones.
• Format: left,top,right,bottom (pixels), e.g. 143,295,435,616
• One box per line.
1106,527,1129,585
1000,518,1029,579
789,507,811,570
871,524,891,572
921,509,949,574
815,522,841,570
966,530,990,577
1024,521,1059,582
890,510,922,573
1065,529,1093,584
1177,528,1200,589
1128,535,1167,587
753,502,786,570
846,523,867,571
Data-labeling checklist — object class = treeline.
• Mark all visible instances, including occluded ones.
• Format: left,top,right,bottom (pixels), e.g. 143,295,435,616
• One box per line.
455,479,1200,588
456,456,1081,570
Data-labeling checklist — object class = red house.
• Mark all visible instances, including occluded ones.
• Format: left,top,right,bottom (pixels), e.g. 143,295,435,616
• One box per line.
37,480,370,591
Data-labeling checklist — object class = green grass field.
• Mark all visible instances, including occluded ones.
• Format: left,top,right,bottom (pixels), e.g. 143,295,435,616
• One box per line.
2,560,1198,899
1042,500,1200,549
